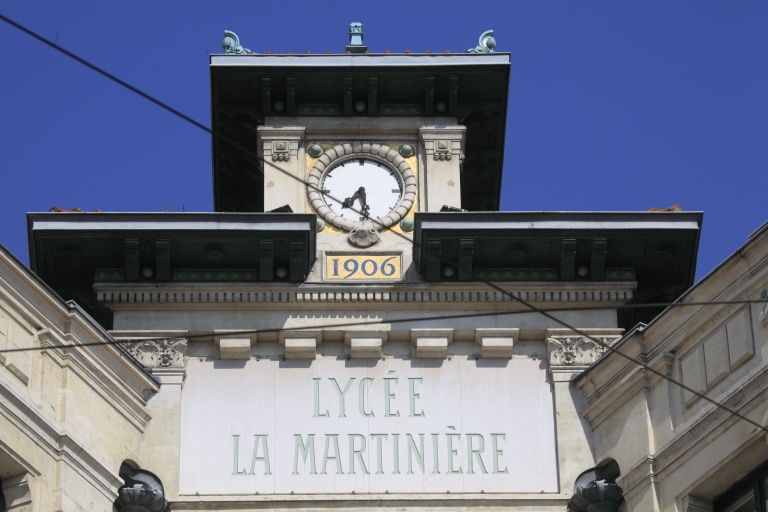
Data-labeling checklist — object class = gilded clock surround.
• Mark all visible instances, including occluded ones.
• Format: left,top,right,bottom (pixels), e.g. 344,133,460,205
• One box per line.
307,143,417,232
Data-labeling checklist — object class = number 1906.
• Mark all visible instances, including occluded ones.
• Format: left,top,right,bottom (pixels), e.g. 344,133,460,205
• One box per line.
326,255,401,280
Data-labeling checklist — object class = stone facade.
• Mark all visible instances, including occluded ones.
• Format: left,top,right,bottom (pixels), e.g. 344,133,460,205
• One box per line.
575,221,768,512
0,246,158,511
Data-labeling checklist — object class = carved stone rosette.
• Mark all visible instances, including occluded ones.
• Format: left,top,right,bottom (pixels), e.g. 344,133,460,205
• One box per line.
547,334,622,367
125,338,187,368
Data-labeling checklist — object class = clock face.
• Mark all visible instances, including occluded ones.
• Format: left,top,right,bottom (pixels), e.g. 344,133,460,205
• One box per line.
320,158,403,221
307,143,417,232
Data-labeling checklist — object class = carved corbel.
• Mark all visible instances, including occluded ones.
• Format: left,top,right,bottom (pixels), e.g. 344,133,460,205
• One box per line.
568,461,623,512
280,330,322,359
114,462,169,512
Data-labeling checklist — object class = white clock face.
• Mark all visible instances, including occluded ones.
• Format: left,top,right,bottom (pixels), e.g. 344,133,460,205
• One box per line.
320,158,403,221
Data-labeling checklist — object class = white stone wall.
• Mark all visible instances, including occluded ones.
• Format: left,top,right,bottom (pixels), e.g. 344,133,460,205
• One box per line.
0,248,158,511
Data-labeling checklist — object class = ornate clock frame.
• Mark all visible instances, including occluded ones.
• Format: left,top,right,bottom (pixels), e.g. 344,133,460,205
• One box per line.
307,143,417,232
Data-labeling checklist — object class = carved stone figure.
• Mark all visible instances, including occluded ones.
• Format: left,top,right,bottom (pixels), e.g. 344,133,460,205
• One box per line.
466,30,497,53
568,462,623,512
114,462,170,512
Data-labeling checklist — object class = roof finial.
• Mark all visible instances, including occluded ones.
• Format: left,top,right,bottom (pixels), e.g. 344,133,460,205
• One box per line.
466,30,496,54
222,30,252,55
346,23,367,53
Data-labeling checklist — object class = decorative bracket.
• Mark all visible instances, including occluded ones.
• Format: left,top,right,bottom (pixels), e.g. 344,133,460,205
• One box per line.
560,238,576,280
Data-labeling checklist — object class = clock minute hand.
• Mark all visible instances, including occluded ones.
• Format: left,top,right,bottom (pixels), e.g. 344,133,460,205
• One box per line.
342,186,365,208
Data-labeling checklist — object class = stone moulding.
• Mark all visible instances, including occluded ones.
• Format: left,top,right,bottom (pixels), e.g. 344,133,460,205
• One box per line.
307,142,417,232
96,287,635,306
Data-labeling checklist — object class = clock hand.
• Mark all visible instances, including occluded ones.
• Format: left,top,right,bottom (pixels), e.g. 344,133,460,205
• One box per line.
342,186,369,218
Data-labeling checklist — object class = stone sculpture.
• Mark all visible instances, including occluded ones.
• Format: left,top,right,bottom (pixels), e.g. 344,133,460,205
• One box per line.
222,30,251,54
466,30,496,53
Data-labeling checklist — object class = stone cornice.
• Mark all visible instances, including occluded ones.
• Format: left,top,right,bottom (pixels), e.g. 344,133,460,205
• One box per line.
96,282,634,308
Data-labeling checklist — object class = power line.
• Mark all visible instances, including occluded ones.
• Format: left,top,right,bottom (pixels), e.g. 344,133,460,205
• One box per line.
1,13,765,433
0,298,764,348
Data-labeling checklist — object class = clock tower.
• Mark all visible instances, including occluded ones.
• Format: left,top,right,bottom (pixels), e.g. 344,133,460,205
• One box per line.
21,23,706,511
211,25,509,282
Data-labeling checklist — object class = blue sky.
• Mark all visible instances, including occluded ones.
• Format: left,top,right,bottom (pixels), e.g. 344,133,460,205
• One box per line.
0,1,766,280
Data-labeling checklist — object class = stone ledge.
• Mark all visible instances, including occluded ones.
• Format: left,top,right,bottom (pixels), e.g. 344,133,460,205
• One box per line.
96,285,635,306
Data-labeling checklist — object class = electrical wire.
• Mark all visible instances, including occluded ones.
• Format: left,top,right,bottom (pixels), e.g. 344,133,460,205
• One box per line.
1,13,766,433
1,299,765,354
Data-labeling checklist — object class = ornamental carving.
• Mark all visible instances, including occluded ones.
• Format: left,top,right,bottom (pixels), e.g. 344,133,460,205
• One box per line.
126,338,187,368
547,335,622,367
114,462,170,512
222,30,251,55
568,480,623,512
466,30,496,54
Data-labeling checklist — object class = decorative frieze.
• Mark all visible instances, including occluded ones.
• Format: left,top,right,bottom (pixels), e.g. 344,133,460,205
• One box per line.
547,329,624,369
97,286,634,305
125,338,187,368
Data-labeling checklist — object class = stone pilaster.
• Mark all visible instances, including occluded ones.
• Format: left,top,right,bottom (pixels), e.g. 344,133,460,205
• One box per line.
546,328,624,496
257,126,306,212
419,126,466,211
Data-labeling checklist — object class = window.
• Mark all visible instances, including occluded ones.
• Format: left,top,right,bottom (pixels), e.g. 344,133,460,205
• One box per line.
715,461,768,512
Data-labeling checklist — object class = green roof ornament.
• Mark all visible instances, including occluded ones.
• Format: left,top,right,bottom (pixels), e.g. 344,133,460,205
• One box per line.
222,30,252,55
466,30,496,54
346,23,367,53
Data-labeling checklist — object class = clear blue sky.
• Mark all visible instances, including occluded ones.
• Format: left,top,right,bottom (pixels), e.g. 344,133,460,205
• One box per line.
1,2,766,280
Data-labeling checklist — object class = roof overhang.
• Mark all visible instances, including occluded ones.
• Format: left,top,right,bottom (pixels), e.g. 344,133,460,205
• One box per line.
210,53,511,213
413,211,703,330
27,212,317,324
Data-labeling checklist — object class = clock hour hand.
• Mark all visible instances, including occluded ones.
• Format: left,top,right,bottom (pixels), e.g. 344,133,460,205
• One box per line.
342,186,370,218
